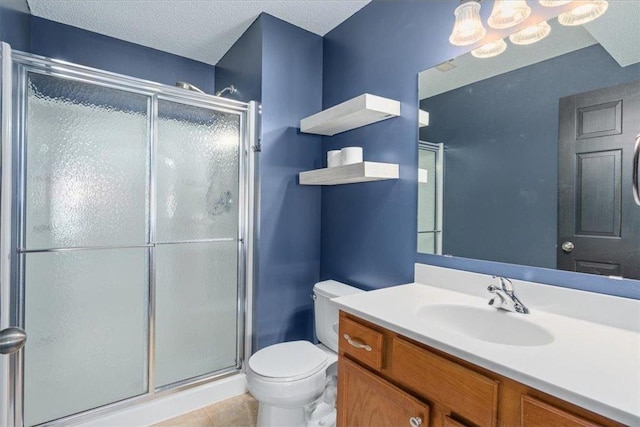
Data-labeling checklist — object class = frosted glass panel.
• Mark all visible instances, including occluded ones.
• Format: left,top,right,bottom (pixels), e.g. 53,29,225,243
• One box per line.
155,241,238,388
25,73,148,249
157,100,240,241
23,249,148,427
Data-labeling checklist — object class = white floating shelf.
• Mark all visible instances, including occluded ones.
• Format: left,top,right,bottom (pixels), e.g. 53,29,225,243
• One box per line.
300,94,400,136
299,161,399,186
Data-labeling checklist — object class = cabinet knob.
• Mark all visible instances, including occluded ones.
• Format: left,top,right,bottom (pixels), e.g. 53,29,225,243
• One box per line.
409,416,422,427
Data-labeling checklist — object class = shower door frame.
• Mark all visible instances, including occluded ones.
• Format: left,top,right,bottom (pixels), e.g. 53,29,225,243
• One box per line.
0,45,258,427
418,141,444,255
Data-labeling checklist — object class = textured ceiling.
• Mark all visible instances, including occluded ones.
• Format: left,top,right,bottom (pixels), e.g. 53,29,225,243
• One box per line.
583,0,640,68
26,0,371,65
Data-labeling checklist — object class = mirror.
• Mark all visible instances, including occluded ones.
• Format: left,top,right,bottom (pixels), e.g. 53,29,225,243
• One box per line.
417,1,640,279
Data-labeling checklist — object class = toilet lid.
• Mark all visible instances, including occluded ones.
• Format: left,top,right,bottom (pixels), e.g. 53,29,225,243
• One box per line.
249,341,328,381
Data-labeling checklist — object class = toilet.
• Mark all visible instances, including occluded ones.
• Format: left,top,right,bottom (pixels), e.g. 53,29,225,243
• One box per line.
247,280,363,427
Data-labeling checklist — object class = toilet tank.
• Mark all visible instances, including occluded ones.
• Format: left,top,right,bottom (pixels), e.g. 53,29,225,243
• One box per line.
313,280,364,353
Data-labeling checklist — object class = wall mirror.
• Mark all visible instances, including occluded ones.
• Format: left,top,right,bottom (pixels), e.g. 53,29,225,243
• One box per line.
417,1,640,280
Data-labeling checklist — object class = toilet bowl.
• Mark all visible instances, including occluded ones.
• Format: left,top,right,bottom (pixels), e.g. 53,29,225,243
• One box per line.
246,280,363,427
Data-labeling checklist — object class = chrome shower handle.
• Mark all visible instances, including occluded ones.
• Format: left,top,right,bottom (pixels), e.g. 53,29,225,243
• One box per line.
633,133,640,206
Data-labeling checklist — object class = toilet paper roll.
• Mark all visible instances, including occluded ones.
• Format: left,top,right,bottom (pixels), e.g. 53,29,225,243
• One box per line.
340,147,363,165
327,150,342,168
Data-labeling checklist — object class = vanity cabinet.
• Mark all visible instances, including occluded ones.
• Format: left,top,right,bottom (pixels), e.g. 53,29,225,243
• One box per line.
339,357,430,427
520,396,600,427
337,311,624,427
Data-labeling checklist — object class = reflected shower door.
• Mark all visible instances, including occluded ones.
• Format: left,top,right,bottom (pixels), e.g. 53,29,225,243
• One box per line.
22,72,150,426
417,142,444,255
154,99,241,388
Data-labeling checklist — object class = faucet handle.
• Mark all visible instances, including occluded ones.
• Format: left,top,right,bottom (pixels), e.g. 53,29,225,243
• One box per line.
492,276,514,295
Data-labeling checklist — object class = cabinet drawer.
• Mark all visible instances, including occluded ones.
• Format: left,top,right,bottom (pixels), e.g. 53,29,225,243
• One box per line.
521,396,600,427
339,315,384,371
391,337,499,427
338,357,430,427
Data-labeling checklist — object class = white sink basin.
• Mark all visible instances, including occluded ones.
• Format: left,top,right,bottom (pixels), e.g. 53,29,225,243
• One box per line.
417,304,554,347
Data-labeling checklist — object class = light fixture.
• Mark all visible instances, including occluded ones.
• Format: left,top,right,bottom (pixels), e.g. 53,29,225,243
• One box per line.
558,0,609,26
539,0,572,6
449,1,487,46
488,0,532,29
509,21,552,45
471,39,508,58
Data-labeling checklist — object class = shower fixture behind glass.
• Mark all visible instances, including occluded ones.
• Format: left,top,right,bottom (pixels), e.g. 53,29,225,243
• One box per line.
0,42,258,427
175,81,238,98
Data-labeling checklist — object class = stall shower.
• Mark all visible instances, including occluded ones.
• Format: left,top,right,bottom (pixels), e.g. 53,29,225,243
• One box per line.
0,43,257,427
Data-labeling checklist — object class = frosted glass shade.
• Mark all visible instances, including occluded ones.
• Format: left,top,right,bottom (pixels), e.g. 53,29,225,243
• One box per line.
509,21,552,45
449,1,486,46
471,39,508,58
539,0,572,6
558,1,609,26
488,0,532,29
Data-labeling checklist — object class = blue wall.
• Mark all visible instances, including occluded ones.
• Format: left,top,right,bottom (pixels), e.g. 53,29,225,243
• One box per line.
0,6,216,94
4,3,638,358
256,14,323,350
321,1,462,290
0,0,31,52
216,17,263,103
1,9,326,350
216,14,324,351
322,1,640,299
421,44,640,270
29,17,216,93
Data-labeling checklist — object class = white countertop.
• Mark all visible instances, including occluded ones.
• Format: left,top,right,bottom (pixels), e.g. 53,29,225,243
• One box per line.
332,279,640,425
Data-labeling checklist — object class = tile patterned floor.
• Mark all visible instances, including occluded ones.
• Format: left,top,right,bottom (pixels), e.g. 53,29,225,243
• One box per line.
152,393,258,427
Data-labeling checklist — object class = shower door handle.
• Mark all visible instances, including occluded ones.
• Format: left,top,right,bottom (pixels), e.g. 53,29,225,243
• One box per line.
0,327,27,354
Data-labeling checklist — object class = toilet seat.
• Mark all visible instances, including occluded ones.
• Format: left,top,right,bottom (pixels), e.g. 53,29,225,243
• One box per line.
249,340,328,382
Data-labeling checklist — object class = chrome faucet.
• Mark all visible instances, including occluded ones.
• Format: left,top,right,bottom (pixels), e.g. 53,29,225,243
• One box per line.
487,276,529,314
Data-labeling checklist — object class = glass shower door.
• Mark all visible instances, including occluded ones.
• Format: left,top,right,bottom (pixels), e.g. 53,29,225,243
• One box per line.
2,50,254,427
154,99,241,388
21,72,150,427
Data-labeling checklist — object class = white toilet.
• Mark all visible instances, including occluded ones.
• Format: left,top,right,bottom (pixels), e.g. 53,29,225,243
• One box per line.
247,280,363,427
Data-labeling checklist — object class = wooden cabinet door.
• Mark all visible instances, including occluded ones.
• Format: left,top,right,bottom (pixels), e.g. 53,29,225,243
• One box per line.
338,357,430,427
391,337,498,427
521,396,600,427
